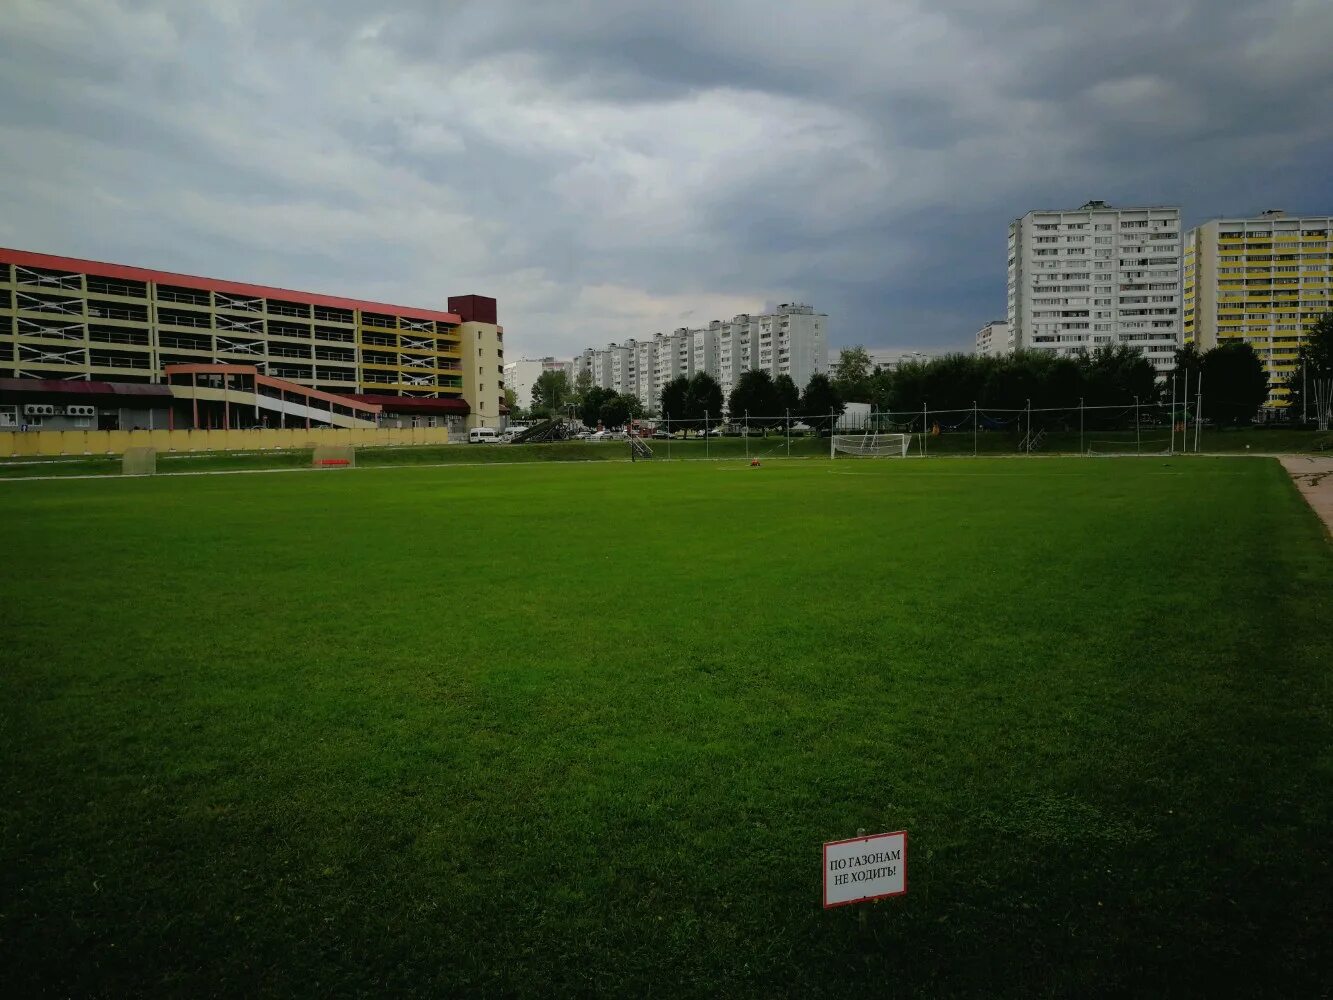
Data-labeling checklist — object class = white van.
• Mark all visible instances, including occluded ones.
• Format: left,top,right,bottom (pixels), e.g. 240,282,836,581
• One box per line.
468,427,498,444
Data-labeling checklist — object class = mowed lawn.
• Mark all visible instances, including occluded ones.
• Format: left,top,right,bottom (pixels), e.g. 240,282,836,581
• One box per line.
1,458,1329,997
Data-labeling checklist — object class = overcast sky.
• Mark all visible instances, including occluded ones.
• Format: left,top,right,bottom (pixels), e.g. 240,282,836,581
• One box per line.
2,0,1331,358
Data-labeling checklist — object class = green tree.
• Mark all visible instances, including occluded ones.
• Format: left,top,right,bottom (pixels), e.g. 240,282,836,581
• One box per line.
503,386,519,417
685,372,724,429
1164,342,1204,404
572,367,594,407
531,370,572,416
801,372,844,430
659,376,689,427
623,394,646,421
1080,345,1157,409
579,386,614,429
1282,312,1333,421
727,369,780,429
1201,341,1270,426
832,345,874,403
773,373,801,418
599,393,631,429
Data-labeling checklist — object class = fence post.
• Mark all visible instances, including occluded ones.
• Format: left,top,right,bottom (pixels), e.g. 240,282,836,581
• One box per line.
1195,372,1203,453
1079,397,1084,456
786,409,790,458
922,401,928,458
1170,376,1176,456
666,412,671,461
973,401,977,457
1134,395,1140,455
829,409,835,459
745,410,749,460
705,410,709,459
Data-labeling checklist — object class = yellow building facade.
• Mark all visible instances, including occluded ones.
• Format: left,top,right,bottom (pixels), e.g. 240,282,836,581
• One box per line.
1184,212,1333,406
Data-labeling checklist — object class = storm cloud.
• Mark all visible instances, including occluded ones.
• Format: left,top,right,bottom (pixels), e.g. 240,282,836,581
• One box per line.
2,0,1330,357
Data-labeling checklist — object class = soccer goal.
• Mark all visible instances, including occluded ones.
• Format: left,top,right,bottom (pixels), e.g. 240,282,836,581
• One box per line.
1086,436,1172,457
831,433,912,458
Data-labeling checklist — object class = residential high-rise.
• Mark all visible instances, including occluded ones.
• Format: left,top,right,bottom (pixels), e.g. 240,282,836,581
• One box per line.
1184,211,1332,407
572,304,828,414
1008,201,1182,373
974,320,1011,356
502,356,573,410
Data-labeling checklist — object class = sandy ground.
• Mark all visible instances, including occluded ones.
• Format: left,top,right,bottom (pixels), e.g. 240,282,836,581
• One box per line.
1281,456,1333,537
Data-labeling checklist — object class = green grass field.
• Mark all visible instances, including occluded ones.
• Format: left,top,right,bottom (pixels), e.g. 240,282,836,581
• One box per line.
0,426,1327,480
2,458,1329,997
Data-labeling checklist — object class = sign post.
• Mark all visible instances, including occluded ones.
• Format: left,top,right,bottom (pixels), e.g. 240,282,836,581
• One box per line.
823,830,907,909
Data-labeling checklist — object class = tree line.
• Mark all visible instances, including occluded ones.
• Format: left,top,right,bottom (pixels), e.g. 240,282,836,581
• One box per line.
831,311,1333,426
522,366,849,428
518,312,1332,429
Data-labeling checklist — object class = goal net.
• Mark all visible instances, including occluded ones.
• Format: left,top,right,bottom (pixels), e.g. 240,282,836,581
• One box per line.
831,433,912,458
1086,437,1172,457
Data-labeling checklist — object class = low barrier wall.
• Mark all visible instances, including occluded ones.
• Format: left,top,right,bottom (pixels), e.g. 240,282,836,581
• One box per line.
0,426,451,457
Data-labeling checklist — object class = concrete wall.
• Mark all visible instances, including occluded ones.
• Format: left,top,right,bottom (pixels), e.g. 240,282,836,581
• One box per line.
0,425,450,457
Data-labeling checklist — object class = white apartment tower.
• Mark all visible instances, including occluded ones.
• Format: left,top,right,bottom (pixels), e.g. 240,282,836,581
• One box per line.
574,304,828,414
502,356,574,409
974,320,1011,356
1008,201,1182,373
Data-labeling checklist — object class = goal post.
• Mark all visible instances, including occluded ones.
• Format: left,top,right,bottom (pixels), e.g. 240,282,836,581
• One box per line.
831,433,912,458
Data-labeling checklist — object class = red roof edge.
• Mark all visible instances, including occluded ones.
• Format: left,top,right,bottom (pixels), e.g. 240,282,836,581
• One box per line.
0,247,464,326
339,393,471,415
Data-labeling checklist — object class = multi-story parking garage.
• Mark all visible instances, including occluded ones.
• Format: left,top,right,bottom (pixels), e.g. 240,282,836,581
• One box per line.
0,248,506,431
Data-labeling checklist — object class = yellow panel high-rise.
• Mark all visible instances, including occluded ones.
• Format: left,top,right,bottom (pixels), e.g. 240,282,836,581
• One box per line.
1184,211,1333,408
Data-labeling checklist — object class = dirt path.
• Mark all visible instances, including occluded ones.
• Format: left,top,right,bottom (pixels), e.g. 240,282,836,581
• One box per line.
1281,456,1333,537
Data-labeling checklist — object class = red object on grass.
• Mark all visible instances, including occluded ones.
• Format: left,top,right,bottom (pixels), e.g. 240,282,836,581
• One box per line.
319,459,350,467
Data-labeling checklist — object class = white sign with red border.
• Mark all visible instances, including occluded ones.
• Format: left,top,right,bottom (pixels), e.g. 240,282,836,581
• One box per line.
823,830,907,908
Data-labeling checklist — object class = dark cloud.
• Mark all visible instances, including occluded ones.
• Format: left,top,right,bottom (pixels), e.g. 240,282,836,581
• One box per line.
0,0,1330,357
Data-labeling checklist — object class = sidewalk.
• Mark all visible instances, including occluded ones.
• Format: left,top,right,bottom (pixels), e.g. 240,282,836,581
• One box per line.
1281,456,1333,537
